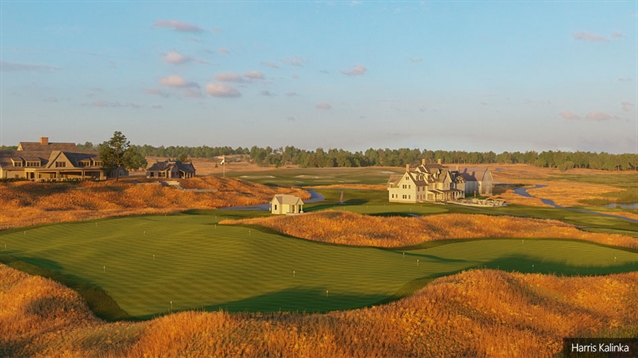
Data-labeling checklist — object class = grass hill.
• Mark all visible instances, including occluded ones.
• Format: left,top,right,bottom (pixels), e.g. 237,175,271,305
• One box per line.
0,177,308,230
223,210,638,249
2,262,637,357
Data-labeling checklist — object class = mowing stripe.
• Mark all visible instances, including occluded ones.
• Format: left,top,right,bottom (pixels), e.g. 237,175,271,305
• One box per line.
1,211,637,319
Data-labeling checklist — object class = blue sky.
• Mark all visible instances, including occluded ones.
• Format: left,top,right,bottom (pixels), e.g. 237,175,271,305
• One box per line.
1,1,636,154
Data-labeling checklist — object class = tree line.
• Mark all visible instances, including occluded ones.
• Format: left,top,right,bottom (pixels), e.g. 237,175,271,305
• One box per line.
76,141,637,172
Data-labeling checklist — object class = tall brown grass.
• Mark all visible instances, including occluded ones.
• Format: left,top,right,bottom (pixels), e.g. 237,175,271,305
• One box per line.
221,211,638,249
2,263,637,357
0,177,309,230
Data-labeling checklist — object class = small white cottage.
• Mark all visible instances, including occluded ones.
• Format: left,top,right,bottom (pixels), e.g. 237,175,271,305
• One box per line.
271,194,304,215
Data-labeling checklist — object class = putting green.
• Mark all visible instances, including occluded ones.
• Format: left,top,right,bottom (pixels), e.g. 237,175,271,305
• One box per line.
1,211,637,320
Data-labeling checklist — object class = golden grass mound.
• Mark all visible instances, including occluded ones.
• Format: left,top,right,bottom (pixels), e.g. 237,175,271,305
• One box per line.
222,211,638,249
0,177,308,230
2,262,637,357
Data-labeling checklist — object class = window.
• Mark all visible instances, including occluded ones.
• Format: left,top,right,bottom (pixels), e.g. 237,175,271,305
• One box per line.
55,162,66,168
14,161,22,167
26,161,40,167
94,161,103,167
274,204,278,210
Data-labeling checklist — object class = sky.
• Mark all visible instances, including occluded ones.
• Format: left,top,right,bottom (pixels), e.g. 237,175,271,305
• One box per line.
1,1,636,154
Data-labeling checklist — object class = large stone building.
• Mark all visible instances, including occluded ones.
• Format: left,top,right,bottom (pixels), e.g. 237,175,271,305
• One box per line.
0,137,111,181
387,159,493,203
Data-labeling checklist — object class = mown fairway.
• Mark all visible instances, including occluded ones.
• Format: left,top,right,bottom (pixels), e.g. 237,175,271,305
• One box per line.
1,210,637,320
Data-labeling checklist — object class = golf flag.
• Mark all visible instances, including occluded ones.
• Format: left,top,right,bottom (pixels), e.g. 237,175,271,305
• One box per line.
220,156,226,165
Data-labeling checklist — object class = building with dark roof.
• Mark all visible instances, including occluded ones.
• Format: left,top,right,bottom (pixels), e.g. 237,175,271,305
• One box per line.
146,160,196,179
0,137,111,181
387,159,493,203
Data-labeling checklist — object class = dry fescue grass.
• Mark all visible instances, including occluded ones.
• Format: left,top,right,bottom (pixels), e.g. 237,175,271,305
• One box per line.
0,178,308,230
307,184,387,190
491,164,631,184
495,182,625,208
492,164,636,208
222,211,638,249
494,190,552,207
528,182,624,207
2,262,637,357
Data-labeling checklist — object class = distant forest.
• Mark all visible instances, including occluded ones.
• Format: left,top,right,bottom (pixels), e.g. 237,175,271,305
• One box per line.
69,142,637,172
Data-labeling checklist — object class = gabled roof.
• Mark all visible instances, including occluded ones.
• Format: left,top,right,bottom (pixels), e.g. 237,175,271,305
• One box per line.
64,152,101,167
272,194,304,205
147,160,196,173
17,142,77,152
0,150,49,168
456,167,490,181
176,161,196,173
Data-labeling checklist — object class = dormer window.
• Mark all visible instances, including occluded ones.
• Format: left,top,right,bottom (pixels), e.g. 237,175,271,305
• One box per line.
14,161,22,167
94,161,103,167
26,161,40,167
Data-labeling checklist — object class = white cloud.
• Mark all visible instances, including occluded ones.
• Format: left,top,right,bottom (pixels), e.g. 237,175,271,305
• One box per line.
244,71,265,80
573,31,609,42
559,111,581,120
164,51,190,64
342,65,367,76
153,20,203,33
585,111,616,121
282,56,304,67
410,57,423,63
611,31,624,38
206,83,241,98
159,75,199,88
260,90,274,96
218,47,230,55
286,92,299,97
261,61,279,69
621,102,633,112
316,103,332,110
145,88,169,98
214,72,245,83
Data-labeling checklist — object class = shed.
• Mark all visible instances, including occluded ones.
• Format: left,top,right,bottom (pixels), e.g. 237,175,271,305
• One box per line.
271,194,304,215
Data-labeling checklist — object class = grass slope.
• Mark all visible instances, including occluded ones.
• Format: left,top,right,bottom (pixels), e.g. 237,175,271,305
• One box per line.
1,211,637,320
304,189,638,237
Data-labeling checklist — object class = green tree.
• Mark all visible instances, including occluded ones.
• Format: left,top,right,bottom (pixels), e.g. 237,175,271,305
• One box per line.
99,131,147,181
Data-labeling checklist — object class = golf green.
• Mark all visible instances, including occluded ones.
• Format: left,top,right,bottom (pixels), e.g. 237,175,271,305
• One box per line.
1,211,637,320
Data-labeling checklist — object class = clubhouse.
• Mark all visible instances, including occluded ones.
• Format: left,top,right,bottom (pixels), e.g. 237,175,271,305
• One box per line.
387,159,493,203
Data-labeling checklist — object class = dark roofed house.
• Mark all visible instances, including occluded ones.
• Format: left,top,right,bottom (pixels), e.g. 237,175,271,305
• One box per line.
0,137,110,181
17,137,78,152
146,160,196,179
387,159,492,203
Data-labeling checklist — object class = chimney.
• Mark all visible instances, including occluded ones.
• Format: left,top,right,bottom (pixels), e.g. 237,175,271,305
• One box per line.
422,159,426,166
437,158,442,165
40,137,49,146
405,164,410,172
